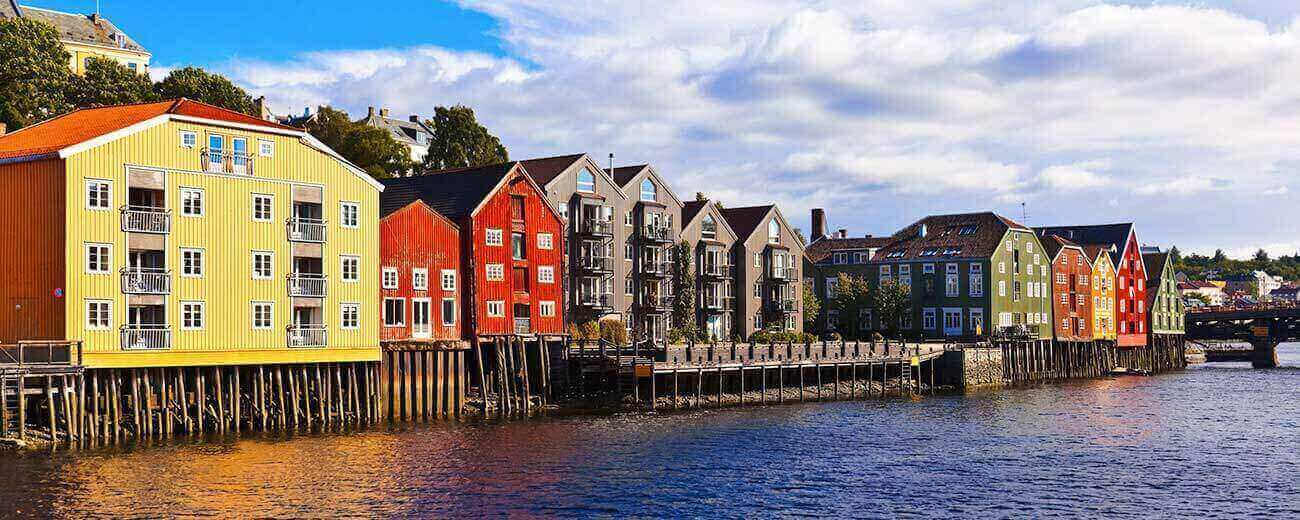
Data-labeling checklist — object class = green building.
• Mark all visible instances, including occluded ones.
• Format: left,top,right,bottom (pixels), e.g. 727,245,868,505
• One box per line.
1143,251,1185,335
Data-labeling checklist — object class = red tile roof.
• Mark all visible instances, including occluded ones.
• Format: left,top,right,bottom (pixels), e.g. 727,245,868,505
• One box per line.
806,235,894,264
873,212,1027,262
0,99,296,161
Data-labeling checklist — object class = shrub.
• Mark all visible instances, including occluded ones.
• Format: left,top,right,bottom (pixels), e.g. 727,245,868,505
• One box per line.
599,319,628,345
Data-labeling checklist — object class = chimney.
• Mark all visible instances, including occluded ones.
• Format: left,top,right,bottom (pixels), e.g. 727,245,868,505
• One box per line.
838,229,847,239
367,106,376,118
0,122,6,136
409,115,420,123
380,107,390,118
811,208,826,240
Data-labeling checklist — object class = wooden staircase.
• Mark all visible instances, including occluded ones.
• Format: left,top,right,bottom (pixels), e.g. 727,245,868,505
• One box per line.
1,371,21,437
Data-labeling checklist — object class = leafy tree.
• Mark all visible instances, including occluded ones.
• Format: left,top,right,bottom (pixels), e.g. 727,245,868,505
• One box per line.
829,273,872,338
154,67,256,115
68,57,157,108
669,240,695,332
792,227,807,245
1253,248,1269,263
1212,249,1227,263
422,105,508,171
1169,245,1181,264
801,281,821,332
873,278,911,339
0,18,73,130
304,106,413,179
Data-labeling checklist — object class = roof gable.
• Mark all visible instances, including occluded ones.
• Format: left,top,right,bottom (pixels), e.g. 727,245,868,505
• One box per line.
874,212,1023,262
805,235,893,264
520,153,629,200
720,204,804,253
380,162,516,220
19,6,149,54
1034,223,1136,265
682,199,738,242
380,199,460,230
608,164,683,207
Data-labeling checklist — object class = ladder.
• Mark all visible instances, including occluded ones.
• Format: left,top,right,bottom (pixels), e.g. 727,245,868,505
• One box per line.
1,373,20,437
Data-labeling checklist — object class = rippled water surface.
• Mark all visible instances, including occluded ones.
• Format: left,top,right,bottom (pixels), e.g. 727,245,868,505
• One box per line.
2,346,1298,518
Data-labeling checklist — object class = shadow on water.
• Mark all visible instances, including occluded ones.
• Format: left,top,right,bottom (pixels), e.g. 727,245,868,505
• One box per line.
1,346,1297,517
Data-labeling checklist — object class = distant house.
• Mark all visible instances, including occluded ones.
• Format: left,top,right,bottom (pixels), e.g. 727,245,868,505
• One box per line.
1269,285,1300,302
1178,280,1226,306
1220,271,1282,300
802,208,891,332
1,1,150,75
359,107,434,166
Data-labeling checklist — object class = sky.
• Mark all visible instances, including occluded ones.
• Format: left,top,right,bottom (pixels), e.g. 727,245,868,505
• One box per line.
28,0,1300,258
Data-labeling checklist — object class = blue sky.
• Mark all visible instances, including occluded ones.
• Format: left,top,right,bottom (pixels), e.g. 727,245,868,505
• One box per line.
26,1,1300,258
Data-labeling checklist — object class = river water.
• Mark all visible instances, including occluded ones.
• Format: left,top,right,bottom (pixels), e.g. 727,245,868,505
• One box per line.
1,346,1298,518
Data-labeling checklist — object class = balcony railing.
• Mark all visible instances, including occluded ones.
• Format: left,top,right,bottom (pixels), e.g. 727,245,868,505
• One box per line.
641,224,673,242
120,325,171,351
120,206,171,234
202,149,255,175
578,219,614,236
287,273,327,298
120,267,171,295
577,292,614,309
579,255,614,273
641,260,670,277
703,293,729,311
767,298,797,313
769,266,795,281
514,317,531,335
287,325,327,348
286,217,327,243
700,263,731,278
642,294,672,310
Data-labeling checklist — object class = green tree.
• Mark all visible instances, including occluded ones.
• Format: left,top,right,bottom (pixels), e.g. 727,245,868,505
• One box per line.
1169,245,1181,264
68,57,157,108
304,106,413,179
154,67,256,115
829,273,872,338
421,105,508,171
873,278,910,339
1212,249,1227,263
0,18,73,130
802,281,821,332
1253,248,1269,263
669,240,695,333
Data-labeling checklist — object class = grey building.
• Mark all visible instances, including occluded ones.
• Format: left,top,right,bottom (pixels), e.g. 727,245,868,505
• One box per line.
680,198,739,340
359,107,434,166
519,154,632,327
609,164,683,342
721,205,805,338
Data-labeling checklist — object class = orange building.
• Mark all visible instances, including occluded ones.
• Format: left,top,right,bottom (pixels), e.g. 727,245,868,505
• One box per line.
1041,234,1093,341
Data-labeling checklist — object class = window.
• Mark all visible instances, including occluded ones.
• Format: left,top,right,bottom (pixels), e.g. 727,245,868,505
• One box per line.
538,233,554,250
341,256,360,282
859,309,873,330
826,310,840,331
922,308,937,330
252,302,273,329
538,266,555,284
487,300,505,317
181,248,204,277
512,232,526,260
767,219,780,244
577,168,596,192
383,267,398,289
998,262,1006,274
998,280,1006,297
900,309,913,329
970,308,985,334
252,251,273,279
624,213,633,227
486,263,504,281
511,196,526,221
969,264,984,297
180,187,204,216
754,254,761,268
825,277,839,299
181,301,204,330
252,194,273,221
946,272,959,297
540,300,556,317
625,243,634,259
384,298,405,326
640,179,656,201
340,303,360,329
180,131,197,148
412,268,428,290
558,202,569,219
86,300,111,329
702,215,717,239
340,202,359,228
85,243,111,274
625,277,634,296
441,269,456,291
258,139,274,157
86,179,111,210
486,228,503,246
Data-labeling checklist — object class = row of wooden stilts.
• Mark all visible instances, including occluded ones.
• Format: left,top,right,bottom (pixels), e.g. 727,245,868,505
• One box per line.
640,357,938,410
469,336,560,418
1000,336,1187,384
28,362,381,449
1115,335,1187,374
381,347,467,422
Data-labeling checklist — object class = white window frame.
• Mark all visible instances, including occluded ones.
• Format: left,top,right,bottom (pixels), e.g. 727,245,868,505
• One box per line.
340,201,360,228
384,298,406,327
441,297,457,326
412,268,428,291
252,193,274,222
180,130,197,148
538,265,555,284
382,267,399,289
252,251,274,280
85,179,112,210
258,139,274,157
441,269,456,291
180,187,204,217
341,255,360,282
538,232,554,250
922,308,937,330
181,301,205,330
487,300,505,317
86,299,112,329
540,300,556,317
485,228,503,246
340,303,360,330
486,263,504,281
85,243,112,274
251,301,274,330
177,248,204,277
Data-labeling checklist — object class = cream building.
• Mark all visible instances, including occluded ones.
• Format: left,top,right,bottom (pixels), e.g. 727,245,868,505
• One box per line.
1,1,150,75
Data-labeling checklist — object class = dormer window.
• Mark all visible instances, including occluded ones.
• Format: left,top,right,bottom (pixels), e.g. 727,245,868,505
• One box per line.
958,225,978,235
577,168,595,193
886,251,905,259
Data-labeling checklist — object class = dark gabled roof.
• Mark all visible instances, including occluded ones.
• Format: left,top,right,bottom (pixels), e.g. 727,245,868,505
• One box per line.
806,235,894,264
1081,244,1114,265
720,205,775,241
873,212,1028,262
15,6,148,54
1143,252,1171,305
1034,223,1135,265
1039,234,1084,262
682,200,708,225
359,112,432,147
608,165,648,187
379,162,517,220
519,153,585,187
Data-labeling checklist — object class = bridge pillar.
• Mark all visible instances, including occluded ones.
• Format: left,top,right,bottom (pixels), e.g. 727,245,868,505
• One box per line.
1248,339,1278,369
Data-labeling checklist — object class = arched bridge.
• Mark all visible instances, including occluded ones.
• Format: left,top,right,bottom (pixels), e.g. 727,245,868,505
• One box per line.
1186,305,1300,368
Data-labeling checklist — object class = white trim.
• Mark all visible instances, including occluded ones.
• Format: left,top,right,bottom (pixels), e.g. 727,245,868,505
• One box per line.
180,130,197,149
258,138,275,158
440,269,457,292
412,268,429,291
58,114,171,158
85,242,112,275
383,297,406,327
180,301,205,330
340,255,361,282
251,301,274,330
179,186,204,217
170,114,303,137
180,247,205,277
251,193,274,222
382,267,399,289
251,250,274,280
300,133,386,191
84,178,112,211
440,297,457,326
339,201,360,228
85,299,112,330
340,302,361,330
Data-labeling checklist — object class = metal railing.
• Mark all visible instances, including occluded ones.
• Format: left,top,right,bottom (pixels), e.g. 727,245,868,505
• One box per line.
700,263,731,278
579,219,614,236
577,293,614,308
642,294,672,310
287,325,327,347
120,205,171,233
514,317,532,335
769,266,795,280
287,273,327,297
286,217,327,243
641,224,673,242
120,267,171,295
641,259,670,276
120,325,171,350
201,149,255,175
579,255,614,272
703,293,730,310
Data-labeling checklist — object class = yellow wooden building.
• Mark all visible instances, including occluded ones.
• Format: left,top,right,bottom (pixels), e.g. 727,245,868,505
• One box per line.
1,2,151,75
0,99,382,369
1087,246,1117,341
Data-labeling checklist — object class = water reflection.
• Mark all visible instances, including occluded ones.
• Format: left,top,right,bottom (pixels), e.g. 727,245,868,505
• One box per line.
0,347,1296,517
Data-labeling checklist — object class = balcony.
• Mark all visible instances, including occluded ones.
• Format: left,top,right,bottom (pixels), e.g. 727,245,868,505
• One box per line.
640,224,673,243
202,149,255,175
768,266,795,282
286,217,327,243
287,273,327,298
578,255,615,273
514,317,531,335
120,206,171,234
120,325,171,350
641,260,671,278
578,218,614,237
577,292,614,310
702,293,730,312
767,298,797,313
700,263,731,279
287,325,327,348
642,294,672,312
120,267,171,295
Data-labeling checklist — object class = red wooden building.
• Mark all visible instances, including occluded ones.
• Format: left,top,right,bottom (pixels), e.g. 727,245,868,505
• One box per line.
1040,234,1093,341
381,162,565,338
379,200,463,343
1036,223,1147,346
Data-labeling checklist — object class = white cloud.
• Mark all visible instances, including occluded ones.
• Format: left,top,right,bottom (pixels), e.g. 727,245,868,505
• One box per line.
213,1,1300,253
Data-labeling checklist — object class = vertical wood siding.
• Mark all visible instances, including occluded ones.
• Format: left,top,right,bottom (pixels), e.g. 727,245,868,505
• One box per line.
1115,233,1148,347
0,158,67,342
1049,247,1093,341
1091,255,1117,341
379,202,462,342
